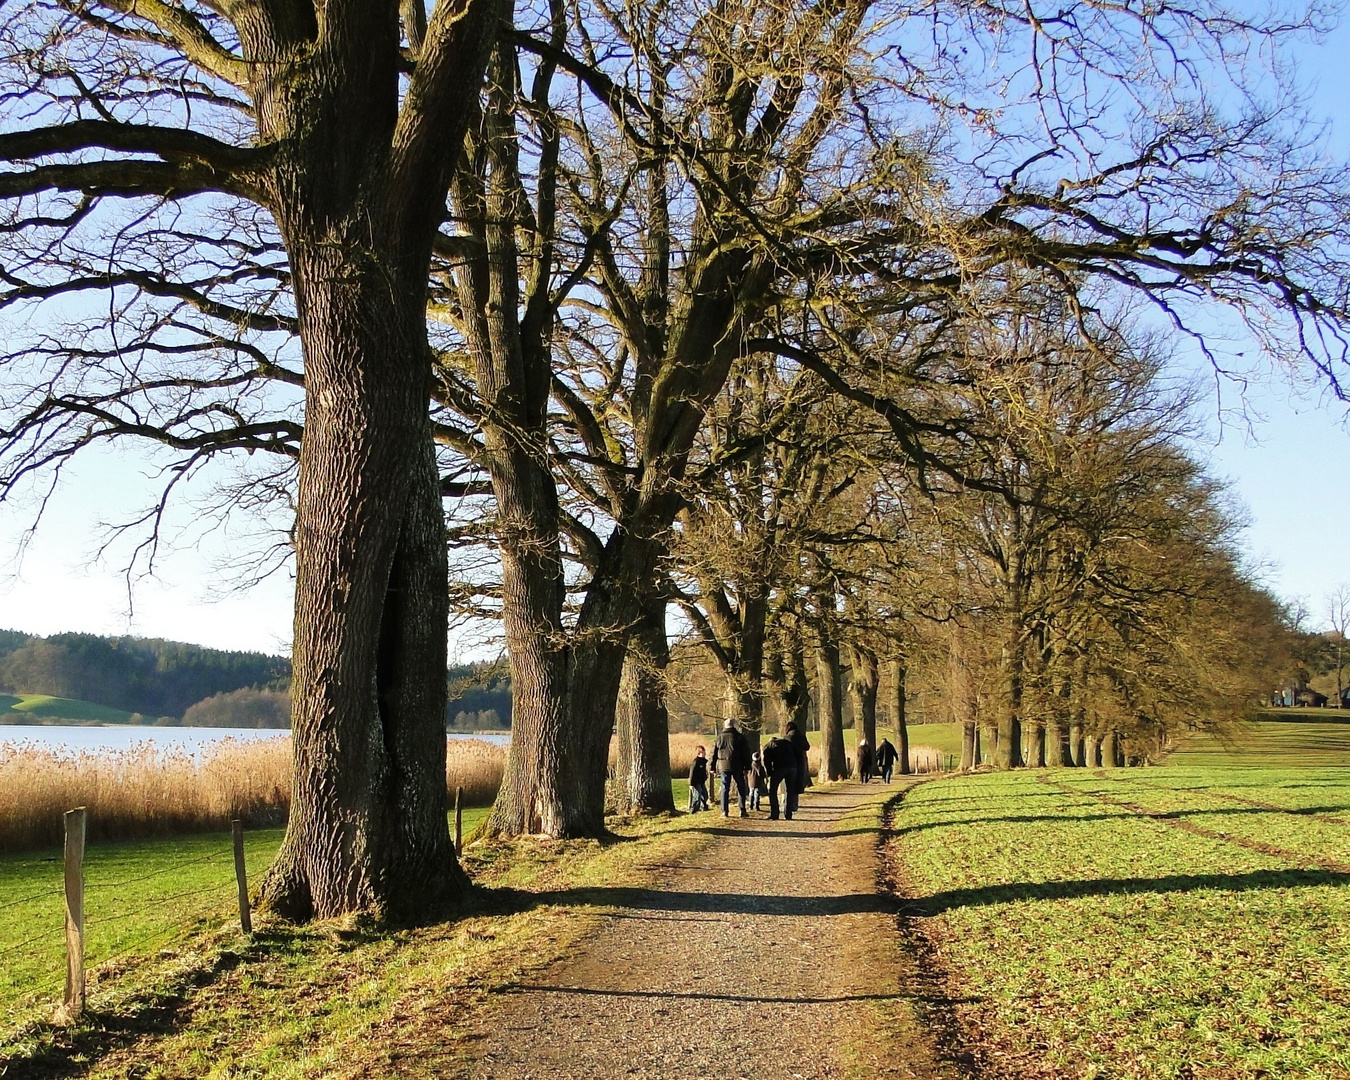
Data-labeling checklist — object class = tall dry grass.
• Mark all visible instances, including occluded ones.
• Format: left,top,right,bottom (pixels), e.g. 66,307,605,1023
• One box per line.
0,736,507,853
606,732,708,779
445,738,506,806
0,739,291,852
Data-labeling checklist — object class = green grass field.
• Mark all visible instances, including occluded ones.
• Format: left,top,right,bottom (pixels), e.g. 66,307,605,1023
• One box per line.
0,806,493,1043
0,803,702,1077
1172,718,1350,767
0,695,138,725
890,728,1350,1079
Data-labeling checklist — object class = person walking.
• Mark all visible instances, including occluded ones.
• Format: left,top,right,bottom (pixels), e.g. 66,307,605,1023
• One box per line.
762,734,798,820
711,719,752,817
785,720,810,817
688,746,710,812
876,738,898,783
857,737,875,783
748,750,768,810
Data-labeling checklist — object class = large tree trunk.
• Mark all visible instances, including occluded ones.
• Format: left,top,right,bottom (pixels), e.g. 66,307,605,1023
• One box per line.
1102,729,1121,768
1069,724,1085,766
889,659,911,775
260,267,461,921
848,645,879,748
815,625,848,781
995,624,1025,769
248,0,495,920
961,721,977,771
487,532,654,837
773,638,813,736
1026,721,1046,768
615,597,675,814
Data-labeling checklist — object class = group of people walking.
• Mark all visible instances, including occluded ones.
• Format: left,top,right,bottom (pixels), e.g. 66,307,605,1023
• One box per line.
687,719,812,820
853,736,901,784
688,722,905,819
691,718,804,820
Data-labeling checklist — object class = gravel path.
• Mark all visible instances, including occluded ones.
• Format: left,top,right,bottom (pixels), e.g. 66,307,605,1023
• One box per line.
459,781,953,1080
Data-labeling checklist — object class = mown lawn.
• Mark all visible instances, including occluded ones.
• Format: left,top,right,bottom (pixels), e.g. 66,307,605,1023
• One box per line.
890,767,1350,1079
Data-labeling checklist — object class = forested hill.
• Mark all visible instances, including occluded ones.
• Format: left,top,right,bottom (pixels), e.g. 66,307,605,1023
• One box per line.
0,631,289,719
0,629,513,726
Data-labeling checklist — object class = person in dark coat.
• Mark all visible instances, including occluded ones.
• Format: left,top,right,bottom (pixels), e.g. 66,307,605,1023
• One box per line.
857,738,875,783
710,719,751,816
876,738,899,783
688,746,710,812
762,735,798,820
785,720,810,817
748,750,768,811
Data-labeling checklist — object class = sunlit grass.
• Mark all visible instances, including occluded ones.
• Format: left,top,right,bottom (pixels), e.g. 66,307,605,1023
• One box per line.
891,769,1350,1079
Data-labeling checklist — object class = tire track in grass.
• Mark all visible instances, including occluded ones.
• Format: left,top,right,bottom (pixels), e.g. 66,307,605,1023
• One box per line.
1037,773,1350,874
1101,771,1350,827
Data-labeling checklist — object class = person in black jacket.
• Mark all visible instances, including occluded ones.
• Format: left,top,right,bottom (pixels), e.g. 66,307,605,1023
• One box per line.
761,735,798,820
710,719,751,817
688,746,709,812
785,721,810,817
876,738,899,783
857,738,875,783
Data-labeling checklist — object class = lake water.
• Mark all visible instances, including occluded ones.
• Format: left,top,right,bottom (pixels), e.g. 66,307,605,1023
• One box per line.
0,724,510,757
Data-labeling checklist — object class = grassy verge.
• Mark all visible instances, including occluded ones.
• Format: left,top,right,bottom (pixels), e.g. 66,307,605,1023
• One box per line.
887,768,1350,1080
1,800,701,1078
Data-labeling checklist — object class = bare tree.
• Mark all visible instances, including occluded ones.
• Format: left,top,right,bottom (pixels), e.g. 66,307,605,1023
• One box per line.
0,0,499,918
1325,585,1350,707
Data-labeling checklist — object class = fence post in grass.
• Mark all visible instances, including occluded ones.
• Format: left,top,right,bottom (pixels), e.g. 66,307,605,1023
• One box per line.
231,819,252,935
454,786,463,856
60,806,86,1022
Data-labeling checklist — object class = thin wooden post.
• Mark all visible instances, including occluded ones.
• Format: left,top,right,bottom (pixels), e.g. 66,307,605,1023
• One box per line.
231,820,251,935
60,807,86,1022
454,786,463,855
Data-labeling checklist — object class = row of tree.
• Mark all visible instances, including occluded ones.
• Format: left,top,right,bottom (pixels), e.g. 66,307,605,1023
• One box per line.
2,0,1348,918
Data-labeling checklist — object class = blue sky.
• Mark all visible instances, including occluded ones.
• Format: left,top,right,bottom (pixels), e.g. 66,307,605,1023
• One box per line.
3,9,1350,653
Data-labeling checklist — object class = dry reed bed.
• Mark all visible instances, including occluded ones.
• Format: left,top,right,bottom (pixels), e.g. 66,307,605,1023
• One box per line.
0,737,506,853
2,732,942,852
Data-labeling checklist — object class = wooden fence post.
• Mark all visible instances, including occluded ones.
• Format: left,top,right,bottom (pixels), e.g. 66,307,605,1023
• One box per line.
454,786,463,856
231,820,252,935
60,806,86,1022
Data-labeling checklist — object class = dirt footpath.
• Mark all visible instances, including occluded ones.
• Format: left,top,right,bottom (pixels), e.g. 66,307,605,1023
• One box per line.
458,782,954,1080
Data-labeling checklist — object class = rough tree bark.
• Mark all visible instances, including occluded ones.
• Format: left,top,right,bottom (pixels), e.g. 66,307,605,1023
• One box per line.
814,617,848,781
615,597,676,814
995,621,1026,770
888,659,911,776
1026,721,1047,768
242,0,499,920
848,645,879,749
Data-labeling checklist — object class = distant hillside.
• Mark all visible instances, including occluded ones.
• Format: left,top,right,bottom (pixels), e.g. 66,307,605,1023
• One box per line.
0,630,513,727
0,630,290,719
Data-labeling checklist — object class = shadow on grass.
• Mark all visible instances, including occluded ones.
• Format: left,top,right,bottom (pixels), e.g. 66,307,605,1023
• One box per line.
906,867,1350,916
0,948,246,1080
